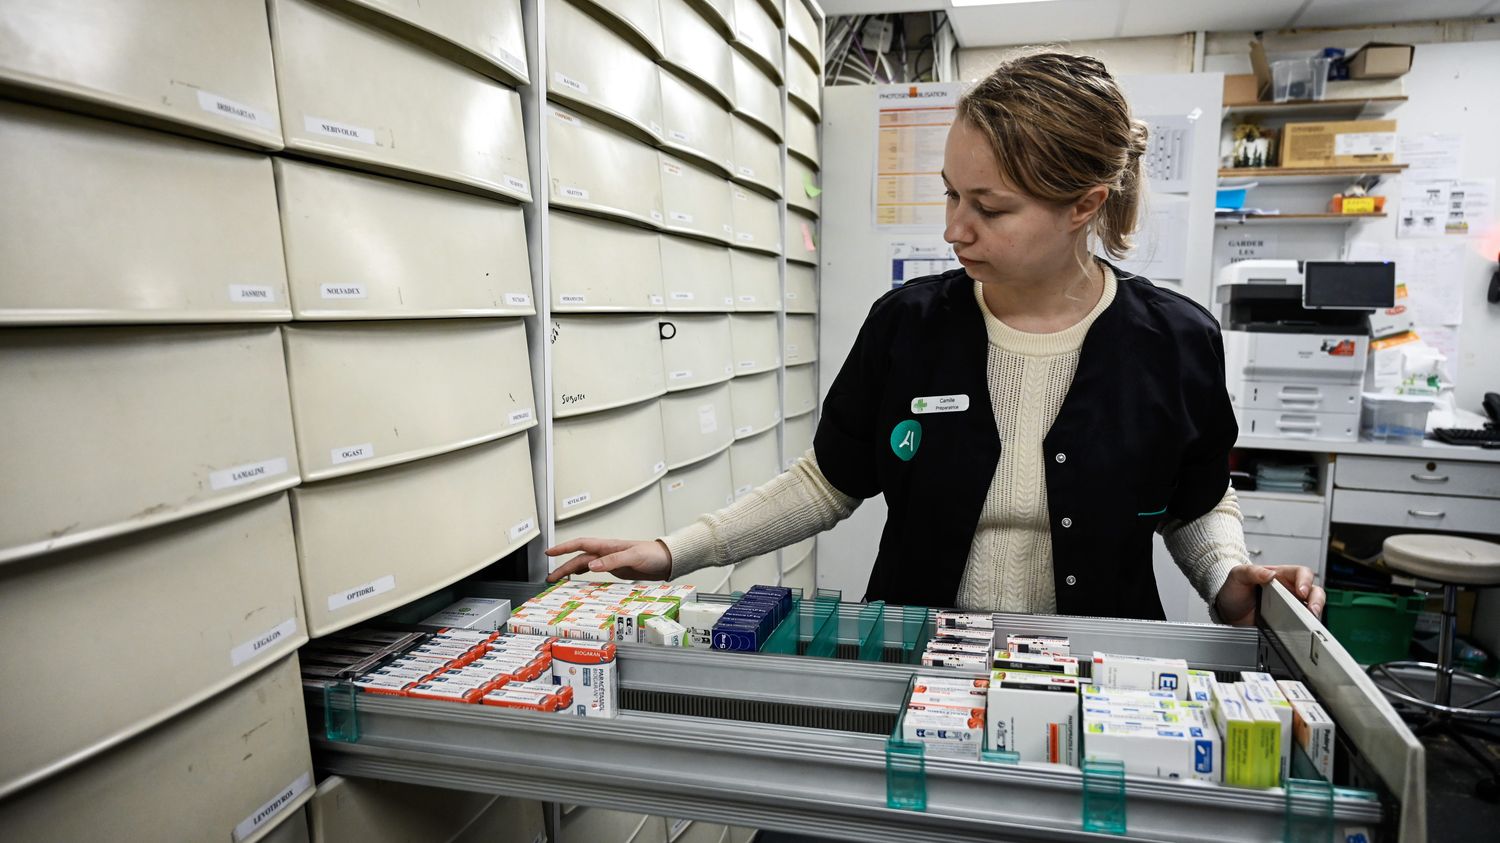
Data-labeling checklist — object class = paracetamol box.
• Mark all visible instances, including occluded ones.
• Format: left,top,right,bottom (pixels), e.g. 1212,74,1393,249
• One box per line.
1290,698,1336,781
1242,675,1294,784
1212,681,1280,788
1186,669,1216,703
552,640,618,718
1084,720,1221,783
1005,634,1070,656
901,709,985,759
992,650,1080,676
1091,653,1189,699
987,670,1083,764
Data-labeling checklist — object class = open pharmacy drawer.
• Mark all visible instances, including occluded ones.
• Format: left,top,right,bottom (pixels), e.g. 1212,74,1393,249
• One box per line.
306,581,1423,842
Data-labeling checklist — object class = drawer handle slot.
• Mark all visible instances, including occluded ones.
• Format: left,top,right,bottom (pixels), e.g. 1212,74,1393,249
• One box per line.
1410,473,1449,483
1407,509,1446,519
1245,513,1266,521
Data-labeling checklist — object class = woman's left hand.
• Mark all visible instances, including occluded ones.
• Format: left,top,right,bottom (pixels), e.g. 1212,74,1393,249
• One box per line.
1214,564,1326,627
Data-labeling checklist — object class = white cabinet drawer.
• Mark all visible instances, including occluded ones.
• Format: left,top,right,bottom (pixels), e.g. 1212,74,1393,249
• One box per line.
548,0,663,142
730,428,780,498
554,399,668,519
731,250,781,311
732,552,780,591
730,115,782,197
551,315,667,417
730,370,780,438
660,314,735,390
307,774,497,843
1242,534,1325,573
1236,493,1325,538
1331,489,1500,536
730,51,782,140
731,0,784,82
1336,455,1500,500
785,363,818,418
785,314,817,365
787,47,821,118
550,212,664,312
785,207,817,265
548,105,663,227
661,382,735,469
785,264,818,314
786,98,819,167
1236,381,1361,414
660,66,735,178
553,485,665,551
660,153,735,245
660,0,733,108
662,236,735,312
786,155,821,217
730,313,780,375
662,450,736,534
1237,408,1357,442
341,0,529,85
732,185,781,254
784,413,815,470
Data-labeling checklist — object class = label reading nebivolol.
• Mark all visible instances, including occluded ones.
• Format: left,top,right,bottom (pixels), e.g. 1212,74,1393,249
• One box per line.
331,443,374,465
210,457,289,491
230,618,298,667
328,575,396,612
304,115,376,145
320,283,367,300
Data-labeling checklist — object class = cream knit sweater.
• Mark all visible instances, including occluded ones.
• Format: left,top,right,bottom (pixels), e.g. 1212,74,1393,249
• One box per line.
662,267,1248,613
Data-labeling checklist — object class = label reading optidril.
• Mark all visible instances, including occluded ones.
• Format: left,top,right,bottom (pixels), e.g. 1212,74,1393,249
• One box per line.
509,518,536,540
210,457,289,491
331,443,374,465
196,90,269,127
508,408,534,425
328,575,396,612
304,115,376,145
229,284,275,303
320,283,367,299
230,617,298,667
233,772,312,842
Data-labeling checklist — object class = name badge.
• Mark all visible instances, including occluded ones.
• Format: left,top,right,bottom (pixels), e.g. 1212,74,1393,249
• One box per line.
911,394,969,414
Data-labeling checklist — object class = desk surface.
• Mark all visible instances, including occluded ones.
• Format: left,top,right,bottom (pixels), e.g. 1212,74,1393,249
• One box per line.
1236,434,1500,464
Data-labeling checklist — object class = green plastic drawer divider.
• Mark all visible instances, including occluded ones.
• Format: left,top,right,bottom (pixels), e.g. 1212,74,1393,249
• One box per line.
1081,757,1126,834
885,675,927,810
1283,778,1334,842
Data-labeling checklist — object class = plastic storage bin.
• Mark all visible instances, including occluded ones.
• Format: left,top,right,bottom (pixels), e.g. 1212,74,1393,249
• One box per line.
1323,588,1426,664
1359,393,1435,443
1272,57,1331,102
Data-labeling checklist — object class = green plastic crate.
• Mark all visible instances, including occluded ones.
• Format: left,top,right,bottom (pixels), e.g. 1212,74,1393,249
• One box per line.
1323,589,1427,665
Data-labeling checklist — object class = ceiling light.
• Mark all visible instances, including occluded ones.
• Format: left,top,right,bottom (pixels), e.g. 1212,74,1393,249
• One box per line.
950,0,1067,7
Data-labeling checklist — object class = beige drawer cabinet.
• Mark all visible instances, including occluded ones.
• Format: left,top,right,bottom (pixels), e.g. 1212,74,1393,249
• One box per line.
730,371,782,438
1332,489,1500,536
554,399,668,520
551,315,669,417
661,382,737,469
661,235,736,312
659,65,736,177
730,313,781,375
663,450,737,533
548,0,664,142
731,250,782,311
550,212,666,312
732,552,781,590
730,428,780,498
338,0,529,85
660,314,737,391
1336,455,1500,499
785,363,819,418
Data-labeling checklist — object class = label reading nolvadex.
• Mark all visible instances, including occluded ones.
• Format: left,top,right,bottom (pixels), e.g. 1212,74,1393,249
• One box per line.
331,443,374,465
504,175,529,194
229,284,275,302
209,457,289,491
509,518,536,541
230,617,298,667
320,283,367,299
504,293,532,307
911,394,970,414
559,293,587,305
698,405,718,433
563,492,591,509
233,772,312,842
669,211,694,223
196,90,270,127
508,408,534,425
327,575,396,612
304,115,376,145
554,72,589,94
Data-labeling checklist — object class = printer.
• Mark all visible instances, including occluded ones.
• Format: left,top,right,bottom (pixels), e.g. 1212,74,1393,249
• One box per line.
1217,259,1395,442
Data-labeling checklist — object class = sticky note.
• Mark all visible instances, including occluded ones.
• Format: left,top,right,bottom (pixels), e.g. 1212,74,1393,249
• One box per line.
803,173,822,198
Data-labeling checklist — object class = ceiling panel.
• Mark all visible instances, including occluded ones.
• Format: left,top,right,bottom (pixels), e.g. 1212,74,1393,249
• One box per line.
1118,0,1305,39
1293,0,1495,27
948,1,1122,47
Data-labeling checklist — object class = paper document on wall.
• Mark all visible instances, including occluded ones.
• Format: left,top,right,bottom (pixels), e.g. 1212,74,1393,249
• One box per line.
1139,114,1196,194
873,83,964,229
1114,193,1189,280
1397,133,1461,181
1445,179,1495,236
1398,181,1450,238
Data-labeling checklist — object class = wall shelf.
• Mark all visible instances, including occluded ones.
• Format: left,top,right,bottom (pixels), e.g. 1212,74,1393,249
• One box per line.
1219,165,1407,184
1223,96,1407,120
1214,213,1387,226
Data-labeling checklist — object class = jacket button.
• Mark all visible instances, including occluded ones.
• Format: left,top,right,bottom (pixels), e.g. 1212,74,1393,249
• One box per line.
1061,517,1073,528
1066,575,1077,586
1055,452,1067,464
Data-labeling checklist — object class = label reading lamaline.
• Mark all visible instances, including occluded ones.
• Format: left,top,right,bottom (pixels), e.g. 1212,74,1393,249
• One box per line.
210,457,289,491
230,617,298,667
328,575,396,611
233,772,312,842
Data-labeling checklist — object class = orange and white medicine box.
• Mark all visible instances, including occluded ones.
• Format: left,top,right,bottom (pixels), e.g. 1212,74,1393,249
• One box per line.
986,670,1083,765
900,709,984,759
553,640,618,718
481,684,574,712
1290,698,1336,781
912,675,989,696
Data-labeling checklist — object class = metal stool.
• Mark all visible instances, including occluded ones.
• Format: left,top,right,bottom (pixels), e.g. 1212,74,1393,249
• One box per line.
1366,534,1500,801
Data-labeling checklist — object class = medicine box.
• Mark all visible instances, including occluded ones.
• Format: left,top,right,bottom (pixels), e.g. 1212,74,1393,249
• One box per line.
1290,698,1336,781
1005,634,1069,656
1084,720,1221,783
552,640,618,718
901,709,984,760
422,597,512,631
1091,653,1189,699
1212,681,1281,788
992,650,1079,676
986,670,1082,764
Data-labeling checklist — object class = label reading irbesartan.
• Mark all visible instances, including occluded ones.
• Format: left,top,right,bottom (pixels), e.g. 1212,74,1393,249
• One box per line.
320,283,367,299
304,115,375,145
328,575,396,611
232,772,311,842
210,457,289,491
196,90,270,127
230,617,298,667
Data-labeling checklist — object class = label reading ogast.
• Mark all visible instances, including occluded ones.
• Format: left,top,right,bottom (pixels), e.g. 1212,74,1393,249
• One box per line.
232,772,311,842
330,443,374,465
209,457,289,491
230,618,298,667
328,575,396,612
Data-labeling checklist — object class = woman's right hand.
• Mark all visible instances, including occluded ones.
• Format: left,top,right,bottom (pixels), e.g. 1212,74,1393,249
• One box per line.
544,537,673,582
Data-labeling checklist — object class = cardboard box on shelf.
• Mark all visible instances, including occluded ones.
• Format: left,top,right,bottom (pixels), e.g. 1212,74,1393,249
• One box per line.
1224,73,1261,106
1347,43,1414,79
1282,119,1397,169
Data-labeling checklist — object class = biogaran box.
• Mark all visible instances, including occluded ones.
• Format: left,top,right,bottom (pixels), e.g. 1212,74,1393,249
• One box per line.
552,640,617,718
987,671,1083,764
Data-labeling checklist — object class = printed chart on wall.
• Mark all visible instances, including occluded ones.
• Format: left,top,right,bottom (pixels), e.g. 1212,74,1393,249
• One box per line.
873,83,964,229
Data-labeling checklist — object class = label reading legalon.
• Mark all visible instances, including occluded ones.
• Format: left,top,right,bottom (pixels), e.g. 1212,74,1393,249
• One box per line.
331,443,374,465
196,90,269,127
563,492,591,509
559,293,587,305
320,283,367,299
508,408,534,425
327,575,396,611
509,518,536,540
504,293,532,307
210,457,289,491
229,284,275,302
698,406,718,433
233,772,312,842
304,115,375,145
230,617,298,667
669,211,694,223
554,72,589,94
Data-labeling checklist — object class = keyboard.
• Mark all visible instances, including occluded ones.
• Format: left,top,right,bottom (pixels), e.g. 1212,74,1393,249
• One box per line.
1433,427,1500,446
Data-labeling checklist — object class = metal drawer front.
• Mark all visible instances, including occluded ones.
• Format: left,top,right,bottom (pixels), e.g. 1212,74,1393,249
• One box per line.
307,775,497,843
1242,533,1325,572
1238,407,1357,442
784,314,817,365
1332,488,1500,536
787,47,821,118
730,313,781,375
0,495,305,799
276,159,533,320
787,105,819,167
787,0,821,67
1,102,288,325
554,400,668,520
660,154,736,245
554,485,666,553
785,265,818,314
785,155,821,217
547,105,664,227
1336,455,1500,499
730,0,784,83
1237,380,1361,414
1236,492,1325,538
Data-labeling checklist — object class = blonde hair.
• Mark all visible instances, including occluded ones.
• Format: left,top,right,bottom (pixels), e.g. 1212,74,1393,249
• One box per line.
956,51,1148,260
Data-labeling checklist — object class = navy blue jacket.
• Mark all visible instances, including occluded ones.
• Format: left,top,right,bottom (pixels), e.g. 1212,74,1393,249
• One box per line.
813,264,1237,620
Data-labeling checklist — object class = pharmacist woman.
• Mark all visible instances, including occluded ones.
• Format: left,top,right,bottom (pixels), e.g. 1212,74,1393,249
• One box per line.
547,52,1326,626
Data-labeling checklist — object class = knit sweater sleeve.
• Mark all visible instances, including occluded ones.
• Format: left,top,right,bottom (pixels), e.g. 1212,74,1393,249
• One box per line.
659,449,860,578
1159,482,1249,613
